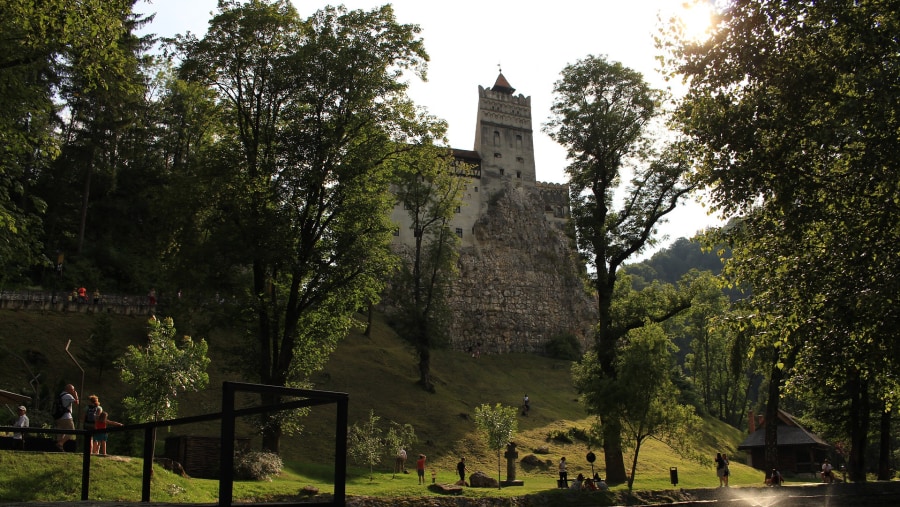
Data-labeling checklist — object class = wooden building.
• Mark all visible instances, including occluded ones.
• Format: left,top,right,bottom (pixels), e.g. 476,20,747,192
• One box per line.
738,409,831,475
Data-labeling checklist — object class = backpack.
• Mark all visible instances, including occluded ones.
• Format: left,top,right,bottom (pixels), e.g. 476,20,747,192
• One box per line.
51,392,67,420
85,404,98,423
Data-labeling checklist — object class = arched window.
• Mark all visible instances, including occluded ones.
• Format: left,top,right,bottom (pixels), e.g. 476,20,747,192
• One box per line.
493,131,500,146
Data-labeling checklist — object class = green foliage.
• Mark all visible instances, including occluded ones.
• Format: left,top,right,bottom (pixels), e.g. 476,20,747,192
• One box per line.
387,145,462,391
78,313,118,380
116,316,210,423
544,333,582,361
545,426,590,445
474,403,518,488
665,0,900,480
233,451,284,481
348,409,417,480
544,53,696,483
166,1,442,451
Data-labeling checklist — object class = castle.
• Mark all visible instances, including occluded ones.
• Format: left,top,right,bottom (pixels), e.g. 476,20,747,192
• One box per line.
390,73,597,354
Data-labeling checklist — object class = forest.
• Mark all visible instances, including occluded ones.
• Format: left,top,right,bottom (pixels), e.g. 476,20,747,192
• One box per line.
2,0,898,486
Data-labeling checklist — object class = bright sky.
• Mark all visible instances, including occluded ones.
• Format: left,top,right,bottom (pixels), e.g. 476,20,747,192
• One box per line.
137,0,721,255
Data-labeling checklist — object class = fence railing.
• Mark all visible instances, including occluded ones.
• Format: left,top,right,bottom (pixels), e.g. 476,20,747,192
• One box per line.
0,381,349,507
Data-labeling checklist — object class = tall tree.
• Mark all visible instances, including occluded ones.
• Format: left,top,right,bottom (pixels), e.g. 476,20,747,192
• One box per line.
388,145,464,392
667,1,900,480
543,55,695,483
0,0,144,281
171,1,441,452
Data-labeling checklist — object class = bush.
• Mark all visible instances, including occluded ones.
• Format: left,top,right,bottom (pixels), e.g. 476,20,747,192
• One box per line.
546,429,573,444
233,451,284,481
544,333,582,361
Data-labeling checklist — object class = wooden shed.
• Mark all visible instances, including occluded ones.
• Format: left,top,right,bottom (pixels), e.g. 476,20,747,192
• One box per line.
738,409,831,475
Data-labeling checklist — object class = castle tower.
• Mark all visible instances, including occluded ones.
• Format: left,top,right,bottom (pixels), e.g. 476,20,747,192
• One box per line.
385,73,596,355
474,73,537,185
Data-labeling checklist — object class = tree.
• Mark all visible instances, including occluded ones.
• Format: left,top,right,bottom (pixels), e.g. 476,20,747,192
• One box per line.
170,1,441,453
576,323,701,491
676,272,751,426
384,420,418,478
666,1,900,480
347,409,417,480
543,55,695,483
116,316,210,424
474,403,518,489
78,313,119,380
0,0,146,281
347,410,385,480
387,145,464,392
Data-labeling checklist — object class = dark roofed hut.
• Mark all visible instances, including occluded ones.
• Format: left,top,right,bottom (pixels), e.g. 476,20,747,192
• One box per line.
738,409,831,475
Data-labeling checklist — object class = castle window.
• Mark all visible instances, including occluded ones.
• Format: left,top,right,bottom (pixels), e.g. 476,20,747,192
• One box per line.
455,228,463,238
475,187,478,192
516,135,522,150
499,168,505,176
494,152,502,158
517,157,524,163
493,131,500,146
455,206,461,213
516,170,521,178
393,227,400,237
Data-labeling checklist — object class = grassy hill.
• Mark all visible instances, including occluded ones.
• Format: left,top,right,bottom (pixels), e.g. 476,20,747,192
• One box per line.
0,308,764,500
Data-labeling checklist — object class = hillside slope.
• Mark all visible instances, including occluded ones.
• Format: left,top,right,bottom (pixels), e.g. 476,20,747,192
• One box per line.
0,309,749,488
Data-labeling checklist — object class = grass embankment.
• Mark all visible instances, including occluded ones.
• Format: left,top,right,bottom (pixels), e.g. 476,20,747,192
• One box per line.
0,309,762,503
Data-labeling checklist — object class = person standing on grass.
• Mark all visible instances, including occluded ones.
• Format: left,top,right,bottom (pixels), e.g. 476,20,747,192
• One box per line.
558,456,568,486
715,452,726,487
92,411,123,456
457,457,468,484
83,395,101,453
55,384,79,451
416,454,427,484
13,406,28,450
396,447,407,474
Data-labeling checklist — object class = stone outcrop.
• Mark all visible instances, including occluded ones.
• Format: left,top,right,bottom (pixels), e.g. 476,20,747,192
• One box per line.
447,183,596,354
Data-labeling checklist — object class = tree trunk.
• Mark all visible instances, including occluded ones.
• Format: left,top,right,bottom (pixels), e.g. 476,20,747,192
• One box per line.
364,302,373,337
417,346,433,392
763,358,782,473
627,439,642,491
848,371,869,482
602,421,627,484
261,419,282,454
260,391,283,453
877,403,891,481
77,149,96,254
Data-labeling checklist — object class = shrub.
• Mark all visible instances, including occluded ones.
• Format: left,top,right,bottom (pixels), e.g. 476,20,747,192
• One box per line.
544,333,582,361
233,451,284,481
546,429,573,444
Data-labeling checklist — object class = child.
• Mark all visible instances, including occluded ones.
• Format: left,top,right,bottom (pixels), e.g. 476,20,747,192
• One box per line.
92,410,123,456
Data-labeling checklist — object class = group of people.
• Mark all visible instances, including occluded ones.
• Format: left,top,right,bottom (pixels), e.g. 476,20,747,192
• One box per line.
569,472,610,491
557,456,608,491
67,287,103,304
53,384,123,455
395,448,429,485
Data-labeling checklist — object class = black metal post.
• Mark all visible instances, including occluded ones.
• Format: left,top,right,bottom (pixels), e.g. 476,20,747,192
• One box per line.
142,426,154,502
219,382,237,507
81,431,91,500
334,396,349,506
